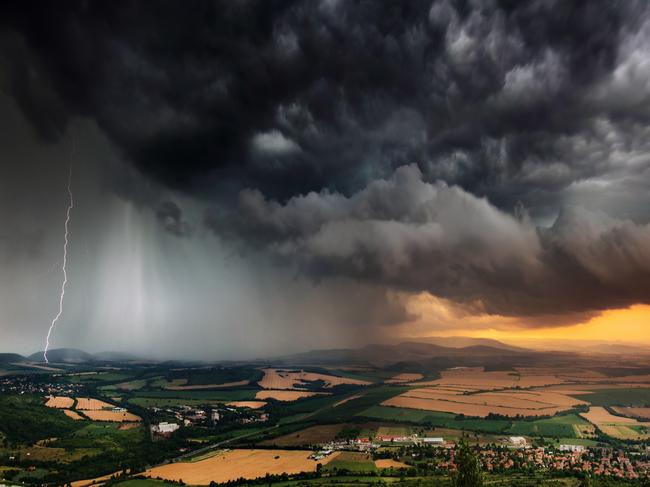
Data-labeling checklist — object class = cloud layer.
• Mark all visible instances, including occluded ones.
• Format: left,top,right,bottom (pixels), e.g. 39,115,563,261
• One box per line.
1,1,649,216
1,0,650,345
208,165,650,321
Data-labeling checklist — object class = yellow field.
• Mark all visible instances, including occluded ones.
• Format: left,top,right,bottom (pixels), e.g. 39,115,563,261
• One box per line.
383,386,586,418
415,367,570,390
75,398,114,410
226,401,267,409
165,380,250,390
375,459,410,469
144,449,340,484
70,471,122,487
258,368,370,390
386,373,424,383
255,390,325,401
580,407,650,440
82,410,141,422
63,409,84,420
45,396,74,408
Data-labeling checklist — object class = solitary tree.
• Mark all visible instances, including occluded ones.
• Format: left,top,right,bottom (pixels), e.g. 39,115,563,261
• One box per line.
452,440,483,487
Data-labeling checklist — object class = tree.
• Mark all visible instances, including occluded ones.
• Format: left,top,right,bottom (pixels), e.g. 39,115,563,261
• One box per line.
579,474,592,487
452,440,483,487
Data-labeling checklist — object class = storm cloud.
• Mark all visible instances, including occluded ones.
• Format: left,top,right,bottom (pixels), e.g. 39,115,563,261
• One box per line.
1,0,650,352
1,1,648,210
207,164,650,321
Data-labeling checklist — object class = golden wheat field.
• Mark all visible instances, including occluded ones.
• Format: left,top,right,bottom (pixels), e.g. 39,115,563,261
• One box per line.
581,407,638,424
63,409,84,420
144,449,340,484
382,383,586,417
255,390,325,401
45,396,74,408
257,368,370,390
82,410,141,422
75,398,114,410
580,407,650,440
225,401,267,409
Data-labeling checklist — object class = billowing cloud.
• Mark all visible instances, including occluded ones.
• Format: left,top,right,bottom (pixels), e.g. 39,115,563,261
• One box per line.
1,1,650,352
1,0,649,217
207,164,650,320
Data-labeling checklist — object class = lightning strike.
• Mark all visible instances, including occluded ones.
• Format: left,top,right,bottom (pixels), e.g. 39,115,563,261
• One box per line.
43,146,74,364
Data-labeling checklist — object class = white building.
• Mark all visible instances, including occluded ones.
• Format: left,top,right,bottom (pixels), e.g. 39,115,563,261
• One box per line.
559,444,585,453
508,436,527,448
152,422,179,434
423,437,445,444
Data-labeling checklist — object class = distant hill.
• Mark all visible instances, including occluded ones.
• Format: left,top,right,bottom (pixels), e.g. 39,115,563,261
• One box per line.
28,348,93,363
275,340,540,368
0,353,26,364
412,336,527,352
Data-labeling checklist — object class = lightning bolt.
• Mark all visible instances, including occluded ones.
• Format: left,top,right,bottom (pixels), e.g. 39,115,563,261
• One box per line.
44,142,75,364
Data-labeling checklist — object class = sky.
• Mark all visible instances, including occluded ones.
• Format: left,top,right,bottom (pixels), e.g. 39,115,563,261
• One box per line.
0,0,649,359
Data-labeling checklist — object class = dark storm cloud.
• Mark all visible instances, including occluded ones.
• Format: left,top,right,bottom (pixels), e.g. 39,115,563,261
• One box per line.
206,165,650,320
2,0,650,327
1,0,648,208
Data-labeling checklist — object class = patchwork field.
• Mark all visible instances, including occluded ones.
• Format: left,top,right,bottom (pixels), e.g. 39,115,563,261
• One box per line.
258,368,370,390
144,449,340,484
382,387,586,418
63,409,84,420
75,398,114,410
82,410,141,422
45,396,74,408
255,390,326,401
580,407,650,440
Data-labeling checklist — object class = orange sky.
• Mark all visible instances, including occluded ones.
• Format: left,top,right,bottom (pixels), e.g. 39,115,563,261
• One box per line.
399,292,650,345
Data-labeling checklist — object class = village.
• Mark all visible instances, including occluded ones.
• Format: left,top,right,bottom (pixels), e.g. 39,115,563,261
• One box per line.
306,433,650,480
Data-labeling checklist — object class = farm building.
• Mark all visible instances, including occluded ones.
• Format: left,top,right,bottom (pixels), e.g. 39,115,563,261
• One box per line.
423,437,445,444
152,422,180,434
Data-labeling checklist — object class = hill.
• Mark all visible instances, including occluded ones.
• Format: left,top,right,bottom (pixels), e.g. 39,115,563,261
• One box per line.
412,336,526,352
0,353,26,364
27,348,93,363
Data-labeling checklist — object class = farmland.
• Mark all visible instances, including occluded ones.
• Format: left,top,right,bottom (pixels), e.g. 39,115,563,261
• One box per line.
258,368,371,390
5,352,650,485
580,407,650,440
144,449,340,484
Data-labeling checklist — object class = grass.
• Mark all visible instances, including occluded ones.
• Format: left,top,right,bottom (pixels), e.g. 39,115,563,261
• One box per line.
572,388,650,407
132,389,257,400
324,452,377,473
359,406,588,438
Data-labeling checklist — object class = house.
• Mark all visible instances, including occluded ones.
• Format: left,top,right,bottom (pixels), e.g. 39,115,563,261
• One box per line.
560,444,585,453
423,437,445,444
151,422,180,434
508,436,527,448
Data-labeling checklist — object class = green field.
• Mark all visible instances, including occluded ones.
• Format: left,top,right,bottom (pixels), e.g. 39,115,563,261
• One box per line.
573,388,650,407
131,389,257,400
359,406,587,438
